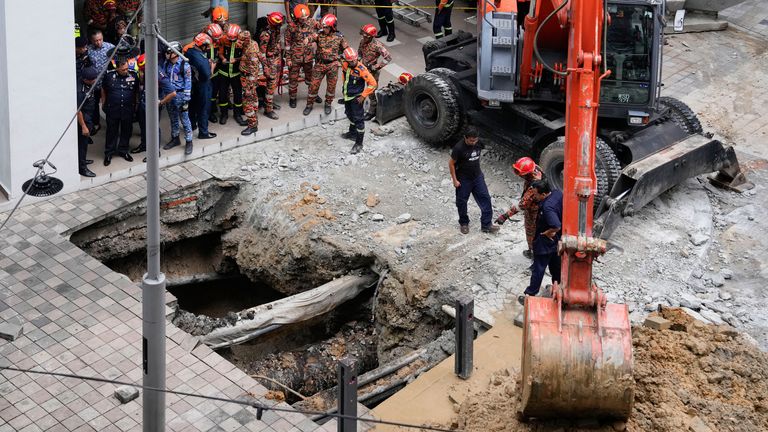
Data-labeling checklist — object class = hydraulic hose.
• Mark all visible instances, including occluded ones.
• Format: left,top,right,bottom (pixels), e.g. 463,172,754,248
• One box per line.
533,0,570,76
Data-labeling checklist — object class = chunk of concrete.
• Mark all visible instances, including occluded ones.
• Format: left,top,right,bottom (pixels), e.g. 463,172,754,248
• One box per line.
644,316,672,330
680,307,711,324
688,416,713,432
114,386,139,404
689,232,709,246
395,213,412,224
679,293,702,310
0,321,23,342
700,309,726,326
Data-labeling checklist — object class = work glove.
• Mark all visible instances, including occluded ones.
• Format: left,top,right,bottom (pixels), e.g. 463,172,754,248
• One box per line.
495,214,508,225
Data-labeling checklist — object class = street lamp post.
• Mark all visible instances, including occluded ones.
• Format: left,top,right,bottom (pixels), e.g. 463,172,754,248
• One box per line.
142,0,166,430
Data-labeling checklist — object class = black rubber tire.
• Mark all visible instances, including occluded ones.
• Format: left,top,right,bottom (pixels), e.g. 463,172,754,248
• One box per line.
426,67,456,78
455,30,474,42
404,73,463,146
659,96,703,134
539,137,621,210
422,39,448,59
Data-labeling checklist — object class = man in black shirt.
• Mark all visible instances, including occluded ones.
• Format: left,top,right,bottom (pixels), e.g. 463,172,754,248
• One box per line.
448,127,499,234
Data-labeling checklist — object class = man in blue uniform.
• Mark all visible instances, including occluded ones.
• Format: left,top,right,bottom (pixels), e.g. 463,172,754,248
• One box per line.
519,180,563,305
448,127,499,234
162,41,195,155
101,58,139,166
187,33,218,140
77,67,99,177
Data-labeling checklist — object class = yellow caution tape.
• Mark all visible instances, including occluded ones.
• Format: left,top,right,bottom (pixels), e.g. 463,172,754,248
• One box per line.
223,0,478,11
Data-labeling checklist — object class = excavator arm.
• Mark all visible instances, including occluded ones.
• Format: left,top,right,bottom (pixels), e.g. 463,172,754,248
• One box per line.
519,0,634,420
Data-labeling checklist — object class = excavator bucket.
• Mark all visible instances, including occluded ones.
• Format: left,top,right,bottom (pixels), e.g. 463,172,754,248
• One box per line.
520,294,634,420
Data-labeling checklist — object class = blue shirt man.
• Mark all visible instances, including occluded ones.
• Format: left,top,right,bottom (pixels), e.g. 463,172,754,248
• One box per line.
161,42,195,154
521,181,563,303
186,43,217,139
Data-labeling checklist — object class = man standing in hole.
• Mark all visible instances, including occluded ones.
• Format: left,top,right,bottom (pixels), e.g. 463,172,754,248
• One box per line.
448,127,499,235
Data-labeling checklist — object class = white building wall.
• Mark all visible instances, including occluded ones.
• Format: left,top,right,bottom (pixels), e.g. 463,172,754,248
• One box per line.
0,0,80,201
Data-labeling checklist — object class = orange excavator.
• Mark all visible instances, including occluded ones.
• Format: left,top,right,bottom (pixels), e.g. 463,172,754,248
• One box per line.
391,0,748,420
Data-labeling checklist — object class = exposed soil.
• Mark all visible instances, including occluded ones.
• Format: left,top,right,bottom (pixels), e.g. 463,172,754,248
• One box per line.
450,308,768,432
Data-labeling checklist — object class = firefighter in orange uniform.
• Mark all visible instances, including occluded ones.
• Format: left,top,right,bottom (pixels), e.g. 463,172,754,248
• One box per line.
259,12,285,120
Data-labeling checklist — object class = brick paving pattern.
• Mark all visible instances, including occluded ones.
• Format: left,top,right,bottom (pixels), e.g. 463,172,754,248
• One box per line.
0,164,348,431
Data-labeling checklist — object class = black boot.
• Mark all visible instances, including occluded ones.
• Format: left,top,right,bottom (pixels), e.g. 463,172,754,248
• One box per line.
273,101,281,110
303,105,313,116
219,107,228,125
341,124,356,140
163,136,181,150
184,140,193,155
209,108,218,123
376,26,388,38
386,21,396,42
324,104,332,115
289,98,297,108
350,132,364,154
233,107,247,126
241,126,258,135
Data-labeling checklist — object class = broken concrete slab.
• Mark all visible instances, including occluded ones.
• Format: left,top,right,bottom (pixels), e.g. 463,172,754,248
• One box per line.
700,309,727,326
681,307,712,324
688,416,714,432
114,385,139,404
0,321,23,341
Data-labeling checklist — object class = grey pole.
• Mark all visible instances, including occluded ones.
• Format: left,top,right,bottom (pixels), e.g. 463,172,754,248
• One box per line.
142,0,166,430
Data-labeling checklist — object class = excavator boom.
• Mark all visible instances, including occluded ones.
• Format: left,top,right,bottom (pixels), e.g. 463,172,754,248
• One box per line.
520,0,634,419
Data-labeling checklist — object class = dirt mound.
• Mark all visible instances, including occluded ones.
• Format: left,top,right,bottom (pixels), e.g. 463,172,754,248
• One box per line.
451,308,768,432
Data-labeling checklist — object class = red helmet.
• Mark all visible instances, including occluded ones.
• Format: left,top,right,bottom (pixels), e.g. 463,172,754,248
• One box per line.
205,23,224,40
102,0,117,10
226,23,241,41
267,11,284,26
211,6,228,23
136,54,146,70
343,47,358,62
399,72,414,84
513,157,536,176
321,14,337,28
194,33,213,47
361,24,377,37
294,4,310,19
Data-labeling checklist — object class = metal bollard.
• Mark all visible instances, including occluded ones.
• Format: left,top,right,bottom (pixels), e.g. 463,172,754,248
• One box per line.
338,357,358,432
455,296,474,379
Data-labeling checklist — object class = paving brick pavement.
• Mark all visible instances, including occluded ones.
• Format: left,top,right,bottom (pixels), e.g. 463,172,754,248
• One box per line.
721,0,768,38
0,163,367,431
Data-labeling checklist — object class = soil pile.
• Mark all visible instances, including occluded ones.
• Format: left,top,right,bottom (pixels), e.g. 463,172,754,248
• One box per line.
452,308,768,432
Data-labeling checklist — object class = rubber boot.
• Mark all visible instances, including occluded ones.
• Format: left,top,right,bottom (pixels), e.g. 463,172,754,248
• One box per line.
163,135,180,150
376,26,388,38
184,140,193,155
233,107,247,126
341,124,356,140
386,21,396,42
219,106,228,125
350,132,364,154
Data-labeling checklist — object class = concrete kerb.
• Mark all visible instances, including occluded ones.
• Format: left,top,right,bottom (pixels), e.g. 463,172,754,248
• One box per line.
77,105,348,192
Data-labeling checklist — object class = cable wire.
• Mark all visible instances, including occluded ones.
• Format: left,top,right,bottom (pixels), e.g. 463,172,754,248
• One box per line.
533,0,570,76
0,1,145,233
0,365,459,432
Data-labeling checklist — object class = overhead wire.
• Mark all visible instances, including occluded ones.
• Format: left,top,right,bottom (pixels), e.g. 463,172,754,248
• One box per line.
0,365,460,432
0,1,146,233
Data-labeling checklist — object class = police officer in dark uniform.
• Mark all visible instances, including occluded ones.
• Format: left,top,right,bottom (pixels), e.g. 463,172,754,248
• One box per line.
75,36,92,80
101,58,140,166
77,67,99,177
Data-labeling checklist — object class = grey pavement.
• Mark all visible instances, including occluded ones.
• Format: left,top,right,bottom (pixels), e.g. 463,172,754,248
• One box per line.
0,164,353,431
721,0,768,37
